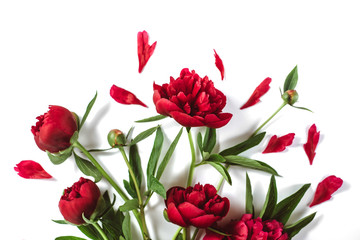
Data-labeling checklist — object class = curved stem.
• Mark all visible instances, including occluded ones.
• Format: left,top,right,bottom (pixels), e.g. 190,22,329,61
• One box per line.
190,228,200,240
91,222,110,240
172,227,182,240
186,128,196,187
118,146,150,240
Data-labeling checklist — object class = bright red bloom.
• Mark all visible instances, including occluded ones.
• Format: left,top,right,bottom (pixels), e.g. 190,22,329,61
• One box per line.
153,68,232,128
303,124,320,165
262,133,295,153
110,84,148,107
14,160,53,179
59,177,101,225
203,214,288,240
214,49,225,80
240,77,271,110
31,105,78,153
137,30,157,73
164,183,230,228
309,175,343,207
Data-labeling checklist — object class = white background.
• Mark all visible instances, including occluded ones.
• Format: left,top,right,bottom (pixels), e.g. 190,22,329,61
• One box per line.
1,1,360,239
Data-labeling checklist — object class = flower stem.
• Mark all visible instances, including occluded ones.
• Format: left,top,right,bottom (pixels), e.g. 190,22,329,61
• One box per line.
91,222,110,240
251,101,287,137
118,146,151,240
190,228,200,240
186,128,196,187
171,227,182,240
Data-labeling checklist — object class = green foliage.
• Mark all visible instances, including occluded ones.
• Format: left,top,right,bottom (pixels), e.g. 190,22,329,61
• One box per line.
74,152,102,182
219,132,266,156
283,65,298,92
79,92,97,131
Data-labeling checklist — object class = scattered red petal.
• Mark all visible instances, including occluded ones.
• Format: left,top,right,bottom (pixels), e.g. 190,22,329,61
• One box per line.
262,133,295,153
14,160,53,179
240,77,271,110
110,85,148,107
214,49,225,80
309,175,343,207
303,124,320,165
138,30,157,73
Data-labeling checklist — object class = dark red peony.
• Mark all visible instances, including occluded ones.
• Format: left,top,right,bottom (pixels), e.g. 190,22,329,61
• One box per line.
59,177,101,225
31,105,78,153
203,214,288,240
165,183,230,228
153,68,232,128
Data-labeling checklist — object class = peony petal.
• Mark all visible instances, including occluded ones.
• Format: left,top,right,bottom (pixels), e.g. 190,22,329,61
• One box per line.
303,124,320,165
214,49,225,80
262,133,295,153
155,98,183,116
14,160,53,179
178,202,206,219
189,214,220,228
110,84,148,107
170,111,205,127
138,30,157,73
309,175,343,207
166,202,188,227
240,77,271,110
204,113,233,129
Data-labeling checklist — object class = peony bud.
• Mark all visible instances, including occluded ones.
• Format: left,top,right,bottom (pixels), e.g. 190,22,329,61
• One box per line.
107,129,126,147
282,90,298,106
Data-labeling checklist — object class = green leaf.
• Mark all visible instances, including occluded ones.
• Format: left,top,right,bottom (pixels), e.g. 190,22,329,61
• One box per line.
135,115,167,123
52,219,68,224
206,154,226,163
284,212,316,238
55,237,87,240
100,197,125,240
122,212,132,240
123,180,136,199
129,144,143,192
156,128,183,180
47,146,73,165
77,224,102,240
197,132,203,154
272,183,311,224
203,127,216,154
119,199,139,212
129,126,159,146
219,132,266,156
245,173,254,215
79,92,97,131
224,155,279,176
283,65,298,92
206,161,232,185
126,126,135,141
291,105,313,112
148,175,166,199
74,152,102,182
147,127,164,190
259,175,278,220
175,232,183,240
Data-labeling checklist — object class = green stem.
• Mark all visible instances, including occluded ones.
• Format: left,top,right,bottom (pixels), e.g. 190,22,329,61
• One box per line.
207,227,231,237
172,227,182,240
190,228,200,240
251,101,287,137
186,128,196,187
118,147,151,240
91,222,110,240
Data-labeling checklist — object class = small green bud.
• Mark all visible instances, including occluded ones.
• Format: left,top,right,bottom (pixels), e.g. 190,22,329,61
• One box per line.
107,129,126,147
282,90,299,106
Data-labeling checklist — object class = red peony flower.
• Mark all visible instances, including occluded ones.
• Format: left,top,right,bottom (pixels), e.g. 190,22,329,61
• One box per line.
164,183,230,228
31,105,78,153
309,175,343,207
303,124,320,165
138,30,157,73
203,214,288,240
240,77,271,110
14,160,53,179
153,68,232,128
110,84,148,107
262,133,295,153
59,177,101,225
214,49,225,80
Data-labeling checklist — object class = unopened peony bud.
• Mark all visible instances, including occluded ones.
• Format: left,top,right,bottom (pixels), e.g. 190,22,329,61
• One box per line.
282,90,298,106
107,129,126,147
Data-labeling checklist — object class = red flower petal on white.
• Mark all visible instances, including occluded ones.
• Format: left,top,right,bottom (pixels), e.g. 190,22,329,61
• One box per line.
240,77,271,110
14,160,53,179
303,124,320,165
138,30,157,73
214,49,225,80
262,133,295,153
309,175,343,207
110,84,148,107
